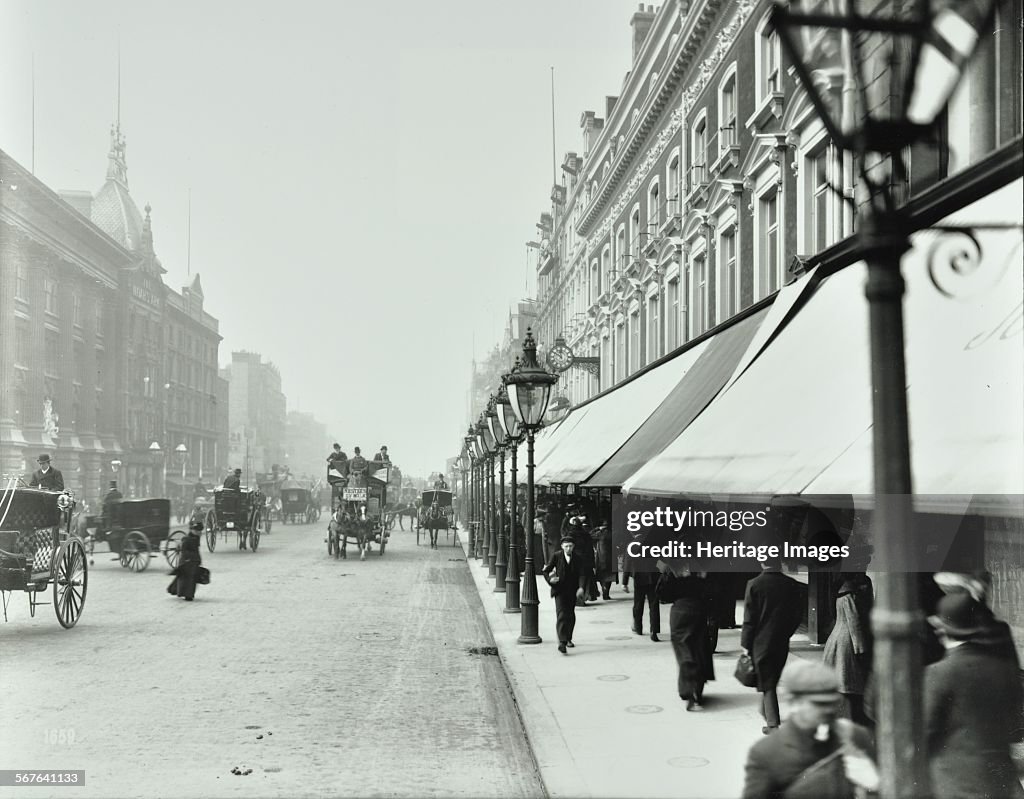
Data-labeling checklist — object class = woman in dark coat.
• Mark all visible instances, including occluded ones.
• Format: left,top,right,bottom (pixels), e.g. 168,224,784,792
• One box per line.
169,520,203,601
591,522,617,600
658,562,715,711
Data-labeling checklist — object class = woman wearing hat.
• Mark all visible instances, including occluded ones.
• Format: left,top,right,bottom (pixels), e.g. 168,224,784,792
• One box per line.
924,592,1023,799
656,560,715,711
168,520,205,601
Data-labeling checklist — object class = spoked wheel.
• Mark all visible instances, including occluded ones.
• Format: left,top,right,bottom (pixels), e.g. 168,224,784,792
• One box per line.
120,531,151,572
54,538,88,629
250,509,262,552
164,530,186,569
205,510,217,552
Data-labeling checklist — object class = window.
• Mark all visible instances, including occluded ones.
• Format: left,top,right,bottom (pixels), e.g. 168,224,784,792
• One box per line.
616,226,627,272
667,155,680,215
648,181,660,228
615,322,626,382
73,295,82,327
631,208,642,254
96,301,104,337
44,278,58,315
692,254,709,337
758,189,782,296
15,263,27,300
805,142,839,253
630,310,640,373
667,279,679,349
691,114,708,186
719,69,737,151
719,227,739,318
601,248,612,292
15,323,28,367
45,331,60,375
758,21,781,102
647,294,660,362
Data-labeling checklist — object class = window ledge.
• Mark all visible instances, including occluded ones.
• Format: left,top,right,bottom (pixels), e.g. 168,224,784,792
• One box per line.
746,92,785,131
712,145,741,176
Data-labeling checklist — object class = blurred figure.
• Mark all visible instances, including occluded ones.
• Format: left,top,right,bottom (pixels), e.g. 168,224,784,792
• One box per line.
658,561,714,710
822,572,874,726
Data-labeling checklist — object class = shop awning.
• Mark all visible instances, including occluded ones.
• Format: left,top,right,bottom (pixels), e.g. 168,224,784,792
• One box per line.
623,179,1024,500
529,406,592,473
584,306,770,488
535,338,714,485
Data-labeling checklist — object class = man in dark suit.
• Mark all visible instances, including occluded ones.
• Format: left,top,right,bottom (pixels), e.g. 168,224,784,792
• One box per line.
924,592,1024,799
541,534,586,654
742,558,803,733
101,480,123,530
223,468,241,490
742,661,877,799
29,454,64,491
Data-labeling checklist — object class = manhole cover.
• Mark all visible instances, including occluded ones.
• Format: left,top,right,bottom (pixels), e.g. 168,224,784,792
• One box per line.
606,635,633,641
625,704,664,714
448,558,466,562
668,756,710,769
263,766,283,773
244,725,261,730
356,632,397,642
466,646,499,656
589,620,614,624
597,674,630,682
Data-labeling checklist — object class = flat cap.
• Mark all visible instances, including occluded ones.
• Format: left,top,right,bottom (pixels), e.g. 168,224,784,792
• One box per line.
560,533,575,543
781,661,840,699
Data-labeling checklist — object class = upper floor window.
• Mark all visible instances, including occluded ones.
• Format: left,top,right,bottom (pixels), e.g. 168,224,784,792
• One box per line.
667,154,680,214
647,294,660,362
719,226,739,319
601,247,612,291
756,17,782,103
719,69,738,151
631,208,642,254
15,263,28,300
804,140,841,253
615,226,627,272
758,188,782,297
44,278,58,315
648,181,660,227
73,295,82,327
666,278,680,350
95,301,105,337
691,113,709,185
692,254,709,337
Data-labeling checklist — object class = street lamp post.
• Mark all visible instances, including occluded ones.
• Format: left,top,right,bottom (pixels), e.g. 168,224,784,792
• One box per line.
505,329,559,645
771,3,999,796
472,424,486,561
488,398,508,593
497,378,524,613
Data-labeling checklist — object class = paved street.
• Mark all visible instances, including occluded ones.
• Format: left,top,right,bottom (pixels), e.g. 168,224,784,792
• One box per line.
0,521,543,799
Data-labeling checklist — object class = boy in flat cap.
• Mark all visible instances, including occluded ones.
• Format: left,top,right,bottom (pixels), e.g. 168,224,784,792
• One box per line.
541,534,586,654
742,661,877,799
29,454,64,491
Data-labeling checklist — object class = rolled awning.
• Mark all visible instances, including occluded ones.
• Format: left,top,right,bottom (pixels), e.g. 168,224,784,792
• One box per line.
623,178,1024,501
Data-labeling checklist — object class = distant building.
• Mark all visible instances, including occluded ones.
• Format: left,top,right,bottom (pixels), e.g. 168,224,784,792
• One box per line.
221,351,286,482
285,410,330,481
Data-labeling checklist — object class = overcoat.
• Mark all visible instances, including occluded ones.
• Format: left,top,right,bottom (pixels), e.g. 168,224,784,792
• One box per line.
541,550,585,599
822,578,873,694
741,571,803,692
29,468,65,491
925,642,1024,799
169,531,203,600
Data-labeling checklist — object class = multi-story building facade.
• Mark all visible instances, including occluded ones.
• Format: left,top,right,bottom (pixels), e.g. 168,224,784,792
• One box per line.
1,127,225,504
533,0,1022,406
466,299,537,429
285,410,330,481
221,351,287,481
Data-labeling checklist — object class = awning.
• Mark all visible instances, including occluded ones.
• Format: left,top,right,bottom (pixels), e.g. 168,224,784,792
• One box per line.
585,306,769,488
535,338,714,485
530,406,592,473
623,178,1024,500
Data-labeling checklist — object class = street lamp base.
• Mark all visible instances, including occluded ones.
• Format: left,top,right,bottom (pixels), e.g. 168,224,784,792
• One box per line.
517,633,542,644
503,607,523,614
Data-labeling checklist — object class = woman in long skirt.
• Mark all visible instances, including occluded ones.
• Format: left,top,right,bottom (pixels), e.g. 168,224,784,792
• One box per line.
169,520,203,601
659,563,715,711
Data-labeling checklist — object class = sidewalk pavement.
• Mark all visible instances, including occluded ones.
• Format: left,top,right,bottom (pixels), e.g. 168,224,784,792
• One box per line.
461,540,824,799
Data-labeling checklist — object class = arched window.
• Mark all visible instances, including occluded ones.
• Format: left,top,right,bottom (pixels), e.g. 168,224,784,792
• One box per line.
718,65,738,152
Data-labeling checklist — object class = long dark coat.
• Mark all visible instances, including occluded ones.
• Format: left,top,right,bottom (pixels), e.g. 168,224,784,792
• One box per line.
660,573,715,699
741,571,803,692
169,532,203,600
541,550,585,599
822,577,873,695
925,642,1024,799
29,467,65,491
591,524,617,584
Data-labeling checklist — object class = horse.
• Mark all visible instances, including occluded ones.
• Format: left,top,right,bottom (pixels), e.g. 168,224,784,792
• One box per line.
331,505,371,560
421,503,448,549
389,503,419,531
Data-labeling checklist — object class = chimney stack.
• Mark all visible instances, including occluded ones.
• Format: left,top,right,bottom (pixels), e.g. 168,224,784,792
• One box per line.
630,4,658,62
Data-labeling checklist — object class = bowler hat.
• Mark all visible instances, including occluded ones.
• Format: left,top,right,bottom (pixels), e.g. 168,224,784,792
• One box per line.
781,661,840,700
560,533,575,543
928,592,986,637
37,454,51,463
234,468,242,475
109,480,118,488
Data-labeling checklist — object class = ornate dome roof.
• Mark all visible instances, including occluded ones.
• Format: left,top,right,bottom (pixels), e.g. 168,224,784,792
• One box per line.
90,124,145,251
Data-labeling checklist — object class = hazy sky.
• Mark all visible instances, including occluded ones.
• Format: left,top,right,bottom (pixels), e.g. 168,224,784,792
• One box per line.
0,0,638,477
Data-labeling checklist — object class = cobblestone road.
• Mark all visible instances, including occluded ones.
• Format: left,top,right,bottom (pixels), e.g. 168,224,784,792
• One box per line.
0,521,544,799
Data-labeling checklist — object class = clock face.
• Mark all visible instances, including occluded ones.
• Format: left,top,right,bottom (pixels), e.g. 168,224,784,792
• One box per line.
547,344,574,372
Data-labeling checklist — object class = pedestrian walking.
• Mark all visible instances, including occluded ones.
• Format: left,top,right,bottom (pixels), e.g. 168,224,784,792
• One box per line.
541,534,585,654
28,453,64,491
822,572,874,726
925,592,1024,799
741,661,878,799
168,520,204,601
591,521,617,600
624,542,660,642
741,558,803,734
657,561,714,711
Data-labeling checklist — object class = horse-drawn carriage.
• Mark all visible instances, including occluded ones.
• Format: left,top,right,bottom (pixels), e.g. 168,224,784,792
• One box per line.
0,487,87,628
204,487,267,552
417,489,457,548
80,498,186,572
279,479,320,524
324,461,391,559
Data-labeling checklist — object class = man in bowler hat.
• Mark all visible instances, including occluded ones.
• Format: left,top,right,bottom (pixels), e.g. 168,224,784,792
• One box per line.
223,468,241,490
742,661,878,799
29,454,64,491
542,534,586,654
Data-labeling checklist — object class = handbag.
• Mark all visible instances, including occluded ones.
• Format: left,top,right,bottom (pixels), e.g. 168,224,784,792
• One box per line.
734,651,757,687
196,566,211,585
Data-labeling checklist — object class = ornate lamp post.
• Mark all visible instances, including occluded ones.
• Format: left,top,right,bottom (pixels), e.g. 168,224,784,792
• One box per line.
487,396,508,592
496,377,524,613
466,429,480,558
771,3,1000,796
505,329,559,644
470,428,485,560
474,418,492,569
478,416,498,576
